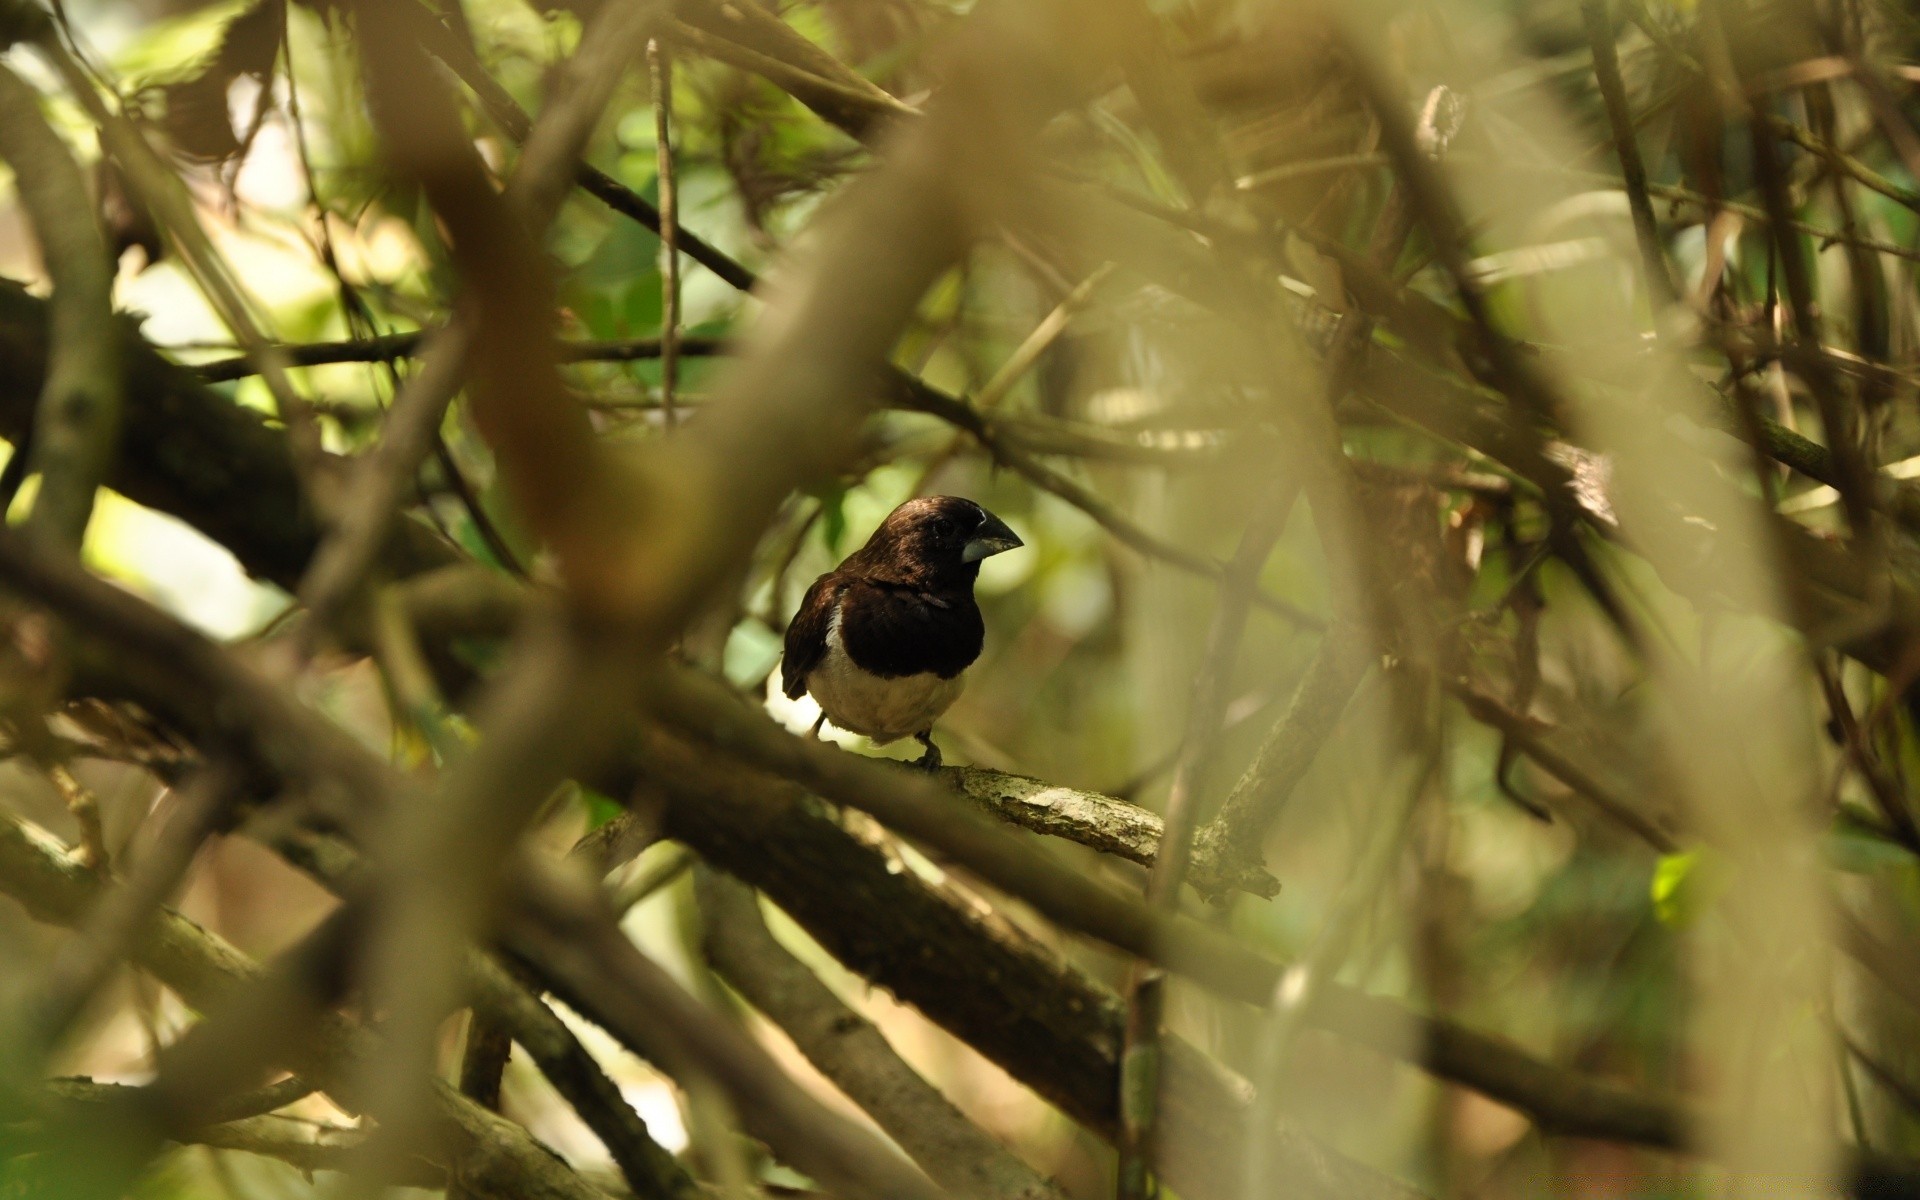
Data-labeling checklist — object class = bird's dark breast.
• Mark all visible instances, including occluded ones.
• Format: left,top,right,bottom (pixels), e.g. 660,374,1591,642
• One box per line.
836,583,984,679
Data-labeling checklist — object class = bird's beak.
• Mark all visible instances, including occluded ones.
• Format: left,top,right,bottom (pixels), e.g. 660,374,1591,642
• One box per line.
962,513,1024,563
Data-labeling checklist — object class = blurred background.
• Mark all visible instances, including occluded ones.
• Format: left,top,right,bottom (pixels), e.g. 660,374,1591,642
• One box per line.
0,0,1914,1197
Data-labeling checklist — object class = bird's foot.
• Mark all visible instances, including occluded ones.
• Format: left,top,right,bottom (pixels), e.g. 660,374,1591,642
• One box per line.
911,731,942,771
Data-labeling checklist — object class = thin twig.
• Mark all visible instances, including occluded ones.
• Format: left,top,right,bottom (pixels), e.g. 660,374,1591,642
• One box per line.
1581,0,1676,303
191,333,728,382
651,39,682,429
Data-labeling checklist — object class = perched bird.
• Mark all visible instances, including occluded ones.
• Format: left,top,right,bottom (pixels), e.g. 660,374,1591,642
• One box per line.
781,496,1024,768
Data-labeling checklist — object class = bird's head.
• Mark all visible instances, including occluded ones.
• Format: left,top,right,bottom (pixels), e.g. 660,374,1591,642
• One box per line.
854,496,1024,584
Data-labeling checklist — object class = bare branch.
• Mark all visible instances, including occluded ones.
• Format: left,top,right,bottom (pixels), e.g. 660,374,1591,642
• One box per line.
698,869,1066,1200
0,62,118,551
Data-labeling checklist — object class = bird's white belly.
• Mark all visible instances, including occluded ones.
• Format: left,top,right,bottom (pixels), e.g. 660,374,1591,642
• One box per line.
809,626,965,744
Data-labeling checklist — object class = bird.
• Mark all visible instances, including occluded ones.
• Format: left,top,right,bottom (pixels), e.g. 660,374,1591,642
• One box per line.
781,495,1024,769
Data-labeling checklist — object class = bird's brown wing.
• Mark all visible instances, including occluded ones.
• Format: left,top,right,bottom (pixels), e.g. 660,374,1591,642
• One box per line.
781,575,843,700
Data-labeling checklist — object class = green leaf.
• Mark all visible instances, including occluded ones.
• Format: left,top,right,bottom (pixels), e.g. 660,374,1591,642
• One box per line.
580,787,625,832
1827,808,1920,875
817,486,848,554
1651,850,1707,928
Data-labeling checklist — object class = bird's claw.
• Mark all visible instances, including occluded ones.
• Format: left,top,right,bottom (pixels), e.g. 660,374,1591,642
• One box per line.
912,733,942,772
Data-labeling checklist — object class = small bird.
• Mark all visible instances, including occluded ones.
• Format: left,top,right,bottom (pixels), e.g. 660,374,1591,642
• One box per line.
781,496,1024,768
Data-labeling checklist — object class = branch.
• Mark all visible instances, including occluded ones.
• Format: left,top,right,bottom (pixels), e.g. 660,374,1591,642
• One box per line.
648,669,1284,1004
0,62,119,551
509,861,948,1200
643,725,1419,1200
1192,622,1372,881
7,766,239,1078
668,15,914,137
697,869,1066,1200
451,1012,514,1200
44,1079,443,1187
1580,0,1673,304
0,282,456,591
941,765,1279,897
266,826,700,1200
1446,681,1680,852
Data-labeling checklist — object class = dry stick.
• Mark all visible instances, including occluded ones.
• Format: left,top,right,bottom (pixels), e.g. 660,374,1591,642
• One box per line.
666,21,910,130
194,331,1239,465
672,0,916,137
976,264,1113,413
1766,111,1920,213
908,260,1109,498
1581,0,1676,304
296,0,674,645
611,845,694,913
511,861,948,1200
464,954,698,1200
1844,52,1920,205
44,762,105,871
190,1074,321,1125
0,62,118,552
697,869,1065,1200
650,38,681,429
